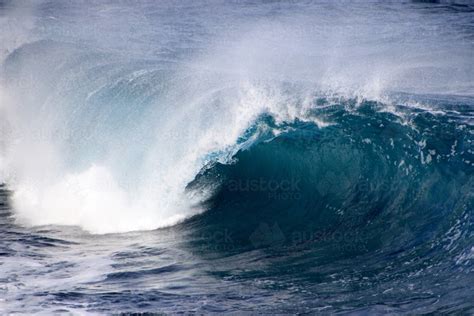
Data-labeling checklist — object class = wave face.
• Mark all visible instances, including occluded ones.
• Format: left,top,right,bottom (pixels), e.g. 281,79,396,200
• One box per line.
0,0,473,313
190,98,473,250
183,97,473,312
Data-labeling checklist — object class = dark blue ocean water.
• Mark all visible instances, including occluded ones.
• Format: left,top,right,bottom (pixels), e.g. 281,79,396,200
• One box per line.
1,1,473,314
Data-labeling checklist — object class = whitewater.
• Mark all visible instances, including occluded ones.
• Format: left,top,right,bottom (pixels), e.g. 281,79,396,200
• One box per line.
0,0,473,314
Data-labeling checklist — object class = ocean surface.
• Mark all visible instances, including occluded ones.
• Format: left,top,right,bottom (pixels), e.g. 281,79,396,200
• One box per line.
0,0,473,314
